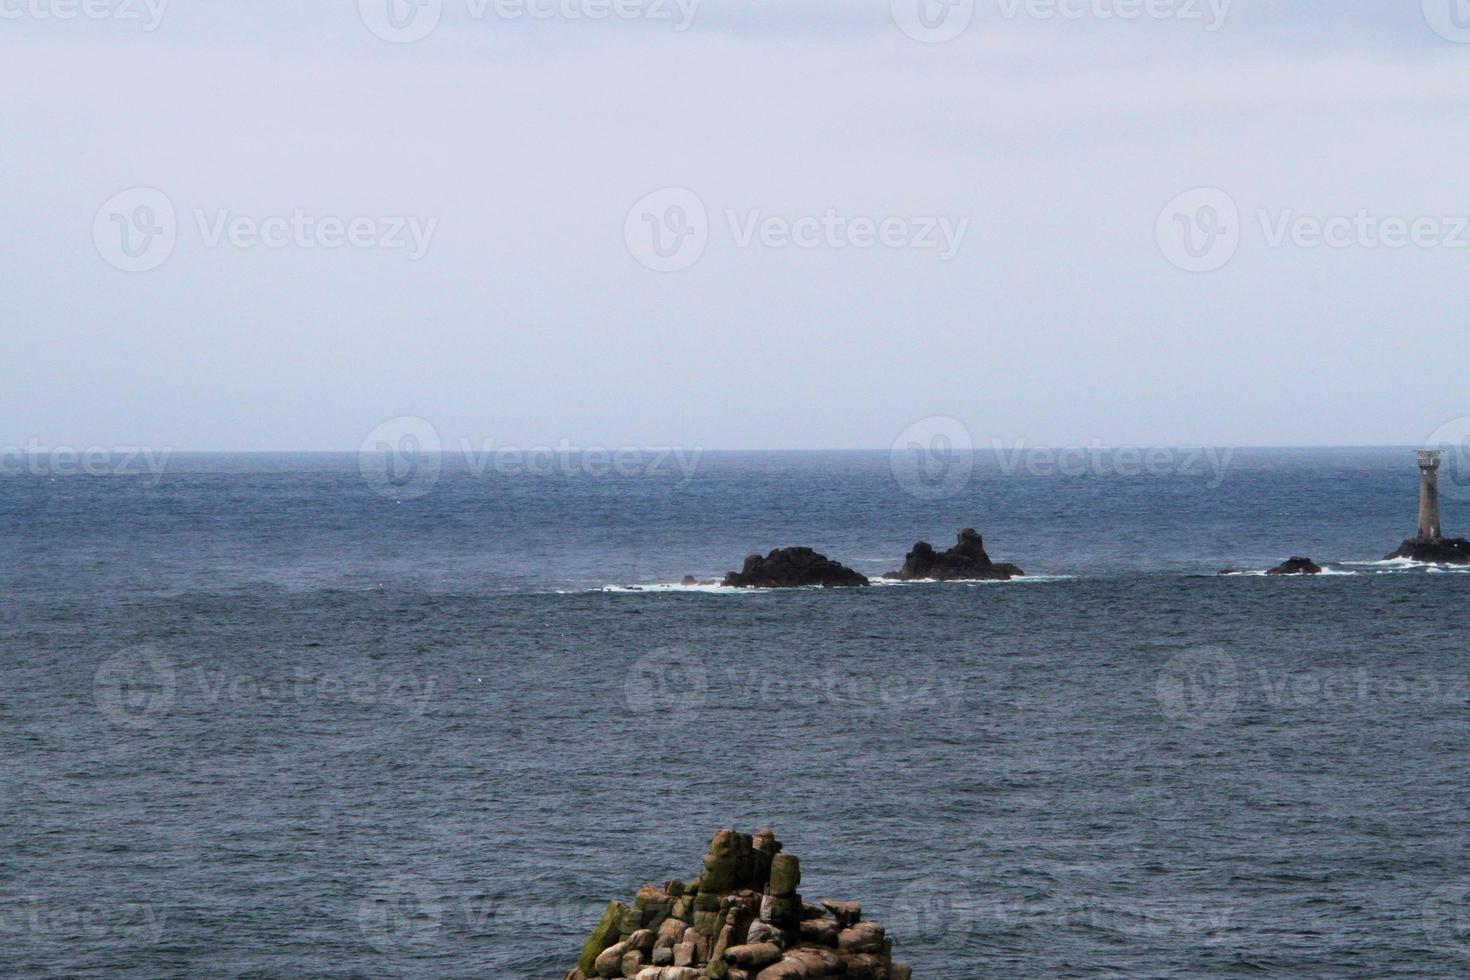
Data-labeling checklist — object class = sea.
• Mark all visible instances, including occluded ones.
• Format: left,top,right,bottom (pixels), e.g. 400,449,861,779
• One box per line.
4,447,1470,978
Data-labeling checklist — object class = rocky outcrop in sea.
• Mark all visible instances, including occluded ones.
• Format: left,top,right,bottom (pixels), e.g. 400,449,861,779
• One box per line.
884,528,1023,581
566,828,912,980
723,549,870,589
1266,556,1322,576
1385,537,1470,564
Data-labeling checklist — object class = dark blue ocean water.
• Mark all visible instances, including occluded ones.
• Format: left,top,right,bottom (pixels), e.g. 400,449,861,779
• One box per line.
4,448,1470,978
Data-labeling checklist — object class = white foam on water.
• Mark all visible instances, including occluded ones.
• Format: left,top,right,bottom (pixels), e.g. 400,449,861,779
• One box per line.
869,574,1074,587
584,582,750,595
579,574,1075,594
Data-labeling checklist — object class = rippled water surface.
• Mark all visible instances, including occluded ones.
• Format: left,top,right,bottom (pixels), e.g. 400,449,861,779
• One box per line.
4,450,1470,977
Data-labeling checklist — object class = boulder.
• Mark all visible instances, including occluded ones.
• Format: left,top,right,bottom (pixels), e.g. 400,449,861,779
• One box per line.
1386,537,1470,564
745,921,787,948
885,528,1024,581
768,854,800,896
818,900,860,928
837,922,886,955
1266,556,1323,576
724,943,784,969
595,941,631,977
797,918,839,947
723,549,870,589
579,901,628,974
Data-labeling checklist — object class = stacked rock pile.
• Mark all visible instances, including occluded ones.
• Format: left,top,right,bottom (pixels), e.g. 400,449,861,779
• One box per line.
566,828,913,979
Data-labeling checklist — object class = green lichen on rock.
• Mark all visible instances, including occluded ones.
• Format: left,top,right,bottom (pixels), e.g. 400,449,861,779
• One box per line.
564,829,914,980
578,900,628,974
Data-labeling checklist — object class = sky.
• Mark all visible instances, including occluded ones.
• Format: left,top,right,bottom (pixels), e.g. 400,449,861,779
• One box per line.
4,0,1470,452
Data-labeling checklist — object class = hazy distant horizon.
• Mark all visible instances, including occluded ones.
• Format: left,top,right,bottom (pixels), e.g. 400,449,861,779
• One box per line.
7,0,1470,451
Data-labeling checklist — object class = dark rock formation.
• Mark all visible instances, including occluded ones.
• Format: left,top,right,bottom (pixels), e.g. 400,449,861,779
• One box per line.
723,549,870,589
884,528,1024,581
565,828,912,980
1266,557,1323,576
1385,537,1470,564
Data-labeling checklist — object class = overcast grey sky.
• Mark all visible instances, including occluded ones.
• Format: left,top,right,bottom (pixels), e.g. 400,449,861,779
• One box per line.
5,0,1469,451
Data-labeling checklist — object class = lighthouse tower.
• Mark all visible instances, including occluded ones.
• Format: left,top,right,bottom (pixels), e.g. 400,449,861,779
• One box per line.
1418,450,1443,543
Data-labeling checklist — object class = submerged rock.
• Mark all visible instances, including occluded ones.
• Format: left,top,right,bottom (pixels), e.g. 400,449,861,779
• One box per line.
1385,537,1470,564
565,828,911,980
1267,556,1323,576
723,549,870,589
884,528,1024,581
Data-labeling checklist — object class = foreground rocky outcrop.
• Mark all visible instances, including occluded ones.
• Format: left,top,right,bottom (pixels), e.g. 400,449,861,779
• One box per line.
884,529,1023,581
723,549,870,589
1267,556,1323,576
1385,537,1470,564
566,829,911,980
